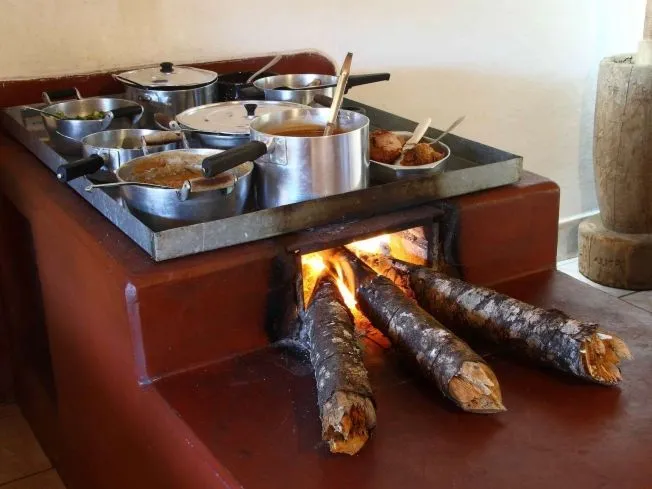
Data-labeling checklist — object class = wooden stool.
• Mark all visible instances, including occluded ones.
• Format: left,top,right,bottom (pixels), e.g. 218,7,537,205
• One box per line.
579,6,652,289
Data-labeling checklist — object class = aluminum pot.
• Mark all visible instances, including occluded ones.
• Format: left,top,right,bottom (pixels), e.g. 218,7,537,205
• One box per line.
174,100,308,149
201,108,369,209
243,73,390,106
115,149,254,230
39,88,144,155
55,129,184,182
115,62,218,128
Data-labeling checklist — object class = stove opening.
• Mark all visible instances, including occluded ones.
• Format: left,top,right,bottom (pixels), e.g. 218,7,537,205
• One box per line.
298,227,431,344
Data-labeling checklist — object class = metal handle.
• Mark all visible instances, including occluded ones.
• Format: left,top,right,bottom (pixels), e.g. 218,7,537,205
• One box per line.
42,87,82,105
137,94,173,108
56,154,105,182
202,141,268,177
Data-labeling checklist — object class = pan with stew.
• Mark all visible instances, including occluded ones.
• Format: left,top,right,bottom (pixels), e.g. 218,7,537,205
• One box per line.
108,149,254,230
201,107,369,209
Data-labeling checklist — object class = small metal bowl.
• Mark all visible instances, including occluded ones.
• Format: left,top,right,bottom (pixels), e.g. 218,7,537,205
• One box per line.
41,97,143,155
370,131,451,183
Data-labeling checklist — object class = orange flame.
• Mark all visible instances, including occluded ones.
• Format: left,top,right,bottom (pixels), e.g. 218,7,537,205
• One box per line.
347,234,390,255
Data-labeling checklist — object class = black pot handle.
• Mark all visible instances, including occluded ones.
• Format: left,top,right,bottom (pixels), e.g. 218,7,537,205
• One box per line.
345,73,391,93
238,86,265,99
160,62,174,73
202,141,268,177
56,154,105,182
110,106,143,119
42,87,82,104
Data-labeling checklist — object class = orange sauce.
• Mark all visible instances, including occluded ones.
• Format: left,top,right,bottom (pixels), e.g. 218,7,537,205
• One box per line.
267,124,346,137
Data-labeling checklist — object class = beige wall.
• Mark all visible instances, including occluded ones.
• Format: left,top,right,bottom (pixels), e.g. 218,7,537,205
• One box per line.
0,0,645,218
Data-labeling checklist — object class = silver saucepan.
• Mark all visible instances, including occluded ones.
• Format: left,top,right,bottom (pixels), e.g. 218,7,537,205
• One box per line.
101,149,254,229
241,73,390,106
55,129,186,182
38,88,144,155
114,62,218,128
201,108,370,209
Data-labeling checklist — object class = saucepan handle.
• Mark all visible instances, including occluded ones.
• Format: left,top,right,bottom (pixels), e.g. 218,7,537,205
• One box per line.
238,86,265,99
345,73,391,93
202,141,268,177
56,154,105,182
42,87,82,104
110,106,143,119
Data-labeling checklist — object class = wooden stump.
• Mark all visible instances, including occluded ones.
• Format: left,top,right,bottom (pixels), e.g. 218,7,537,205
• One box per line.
593,55,652,234
579,54,652,289
579,215,652,290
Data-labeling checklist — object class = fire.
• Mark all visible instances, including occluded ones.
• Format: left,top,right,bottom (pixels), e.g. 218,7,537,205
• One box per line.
346,234,390,255
330,261,357,310
302,252,326,275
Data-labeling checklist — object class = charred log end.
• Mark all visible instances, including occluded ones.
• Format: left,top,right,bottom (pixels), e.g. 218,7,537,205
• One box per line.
582,333,633,385
355,251,416,298
449,361,506,413
322,391,377,455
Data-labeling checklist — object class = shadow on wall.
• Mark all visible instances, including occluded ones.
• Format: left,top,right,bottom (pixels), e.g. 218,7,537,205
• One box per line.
348,66,598,217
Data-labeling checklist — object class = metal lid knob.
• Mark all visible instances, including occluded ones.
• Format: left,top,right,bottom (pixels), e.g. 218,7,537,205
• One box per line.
244,104,257,117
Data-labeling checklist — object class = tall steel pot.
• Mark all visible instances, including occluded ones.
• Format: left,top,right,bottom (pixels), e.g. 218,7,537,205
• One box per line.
201,108,370,209
115,62,218,128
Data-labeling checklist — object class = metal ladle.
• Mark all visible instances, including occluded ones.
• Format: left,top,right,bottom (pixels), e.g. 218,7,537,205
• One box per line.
246,54,283,84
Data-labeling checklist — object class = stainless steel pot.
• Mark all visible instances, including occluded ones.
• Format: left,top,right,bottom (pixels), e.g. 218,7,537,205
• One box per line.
174,100,308,149
55,129,184,182
201,108,369,209
115,149,254,229
39,88,144,155
115,62,218,128
247,73,390,106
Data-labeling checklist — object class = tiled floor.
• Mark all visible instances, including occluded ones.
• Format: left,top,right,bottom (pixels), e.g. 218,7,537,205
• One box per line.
0,405,66,489
557,257,652,311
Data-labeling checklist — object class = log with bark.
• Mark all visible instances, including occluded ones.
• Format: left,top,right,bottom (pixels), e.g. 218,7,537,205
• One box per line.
301,271,376,455
328,248,505,413
361,256,632,385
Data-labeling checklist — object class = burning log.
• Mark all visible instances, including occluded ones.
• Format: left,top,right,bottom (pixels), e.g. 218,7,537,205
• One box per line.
367,257,632,385
302,271,376,455
329,248,505,414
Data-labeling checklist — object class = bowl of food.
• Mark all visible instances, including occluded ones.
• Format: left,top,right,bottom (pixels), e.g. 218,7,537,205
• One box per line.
369,130,450,183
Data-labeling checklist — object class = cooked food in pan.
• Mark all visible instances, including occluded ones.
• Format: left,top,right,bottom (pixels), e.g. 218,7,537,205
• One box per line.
128,157,203,188
54,110,107,121
369,129,445,166
401,143,445,166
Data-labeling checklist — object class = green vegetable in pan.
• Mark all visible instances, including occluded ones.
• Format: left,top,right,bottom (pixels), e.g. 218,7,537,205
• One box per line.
54,110,107,121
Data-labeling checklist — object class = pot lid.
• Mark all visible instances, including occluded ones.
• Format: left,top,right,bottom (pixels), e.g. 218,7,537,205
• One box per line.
176,101,304,135
116,62,217,89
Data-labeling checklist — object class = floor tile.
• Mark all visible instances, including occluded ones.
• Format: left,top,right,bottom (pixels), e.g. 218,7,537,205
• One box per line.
0,414,51,484
556,258,634,298
1,469,66,489
0,404,20,419
622,290,652,314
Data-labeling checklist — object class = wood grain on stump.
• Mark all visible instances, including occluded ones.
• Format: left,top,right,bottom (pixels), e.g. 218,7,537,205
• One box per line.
578,214,652,289
594,55,652,234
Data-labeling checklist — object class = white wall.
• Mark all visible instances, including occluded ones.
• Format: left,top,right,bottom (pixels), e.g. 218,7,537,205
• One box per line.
0,0,646,218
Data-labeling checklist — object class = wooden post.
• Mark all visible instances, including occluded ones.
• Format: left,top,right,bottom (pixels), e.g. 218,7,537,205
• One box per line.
578,2,652,289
